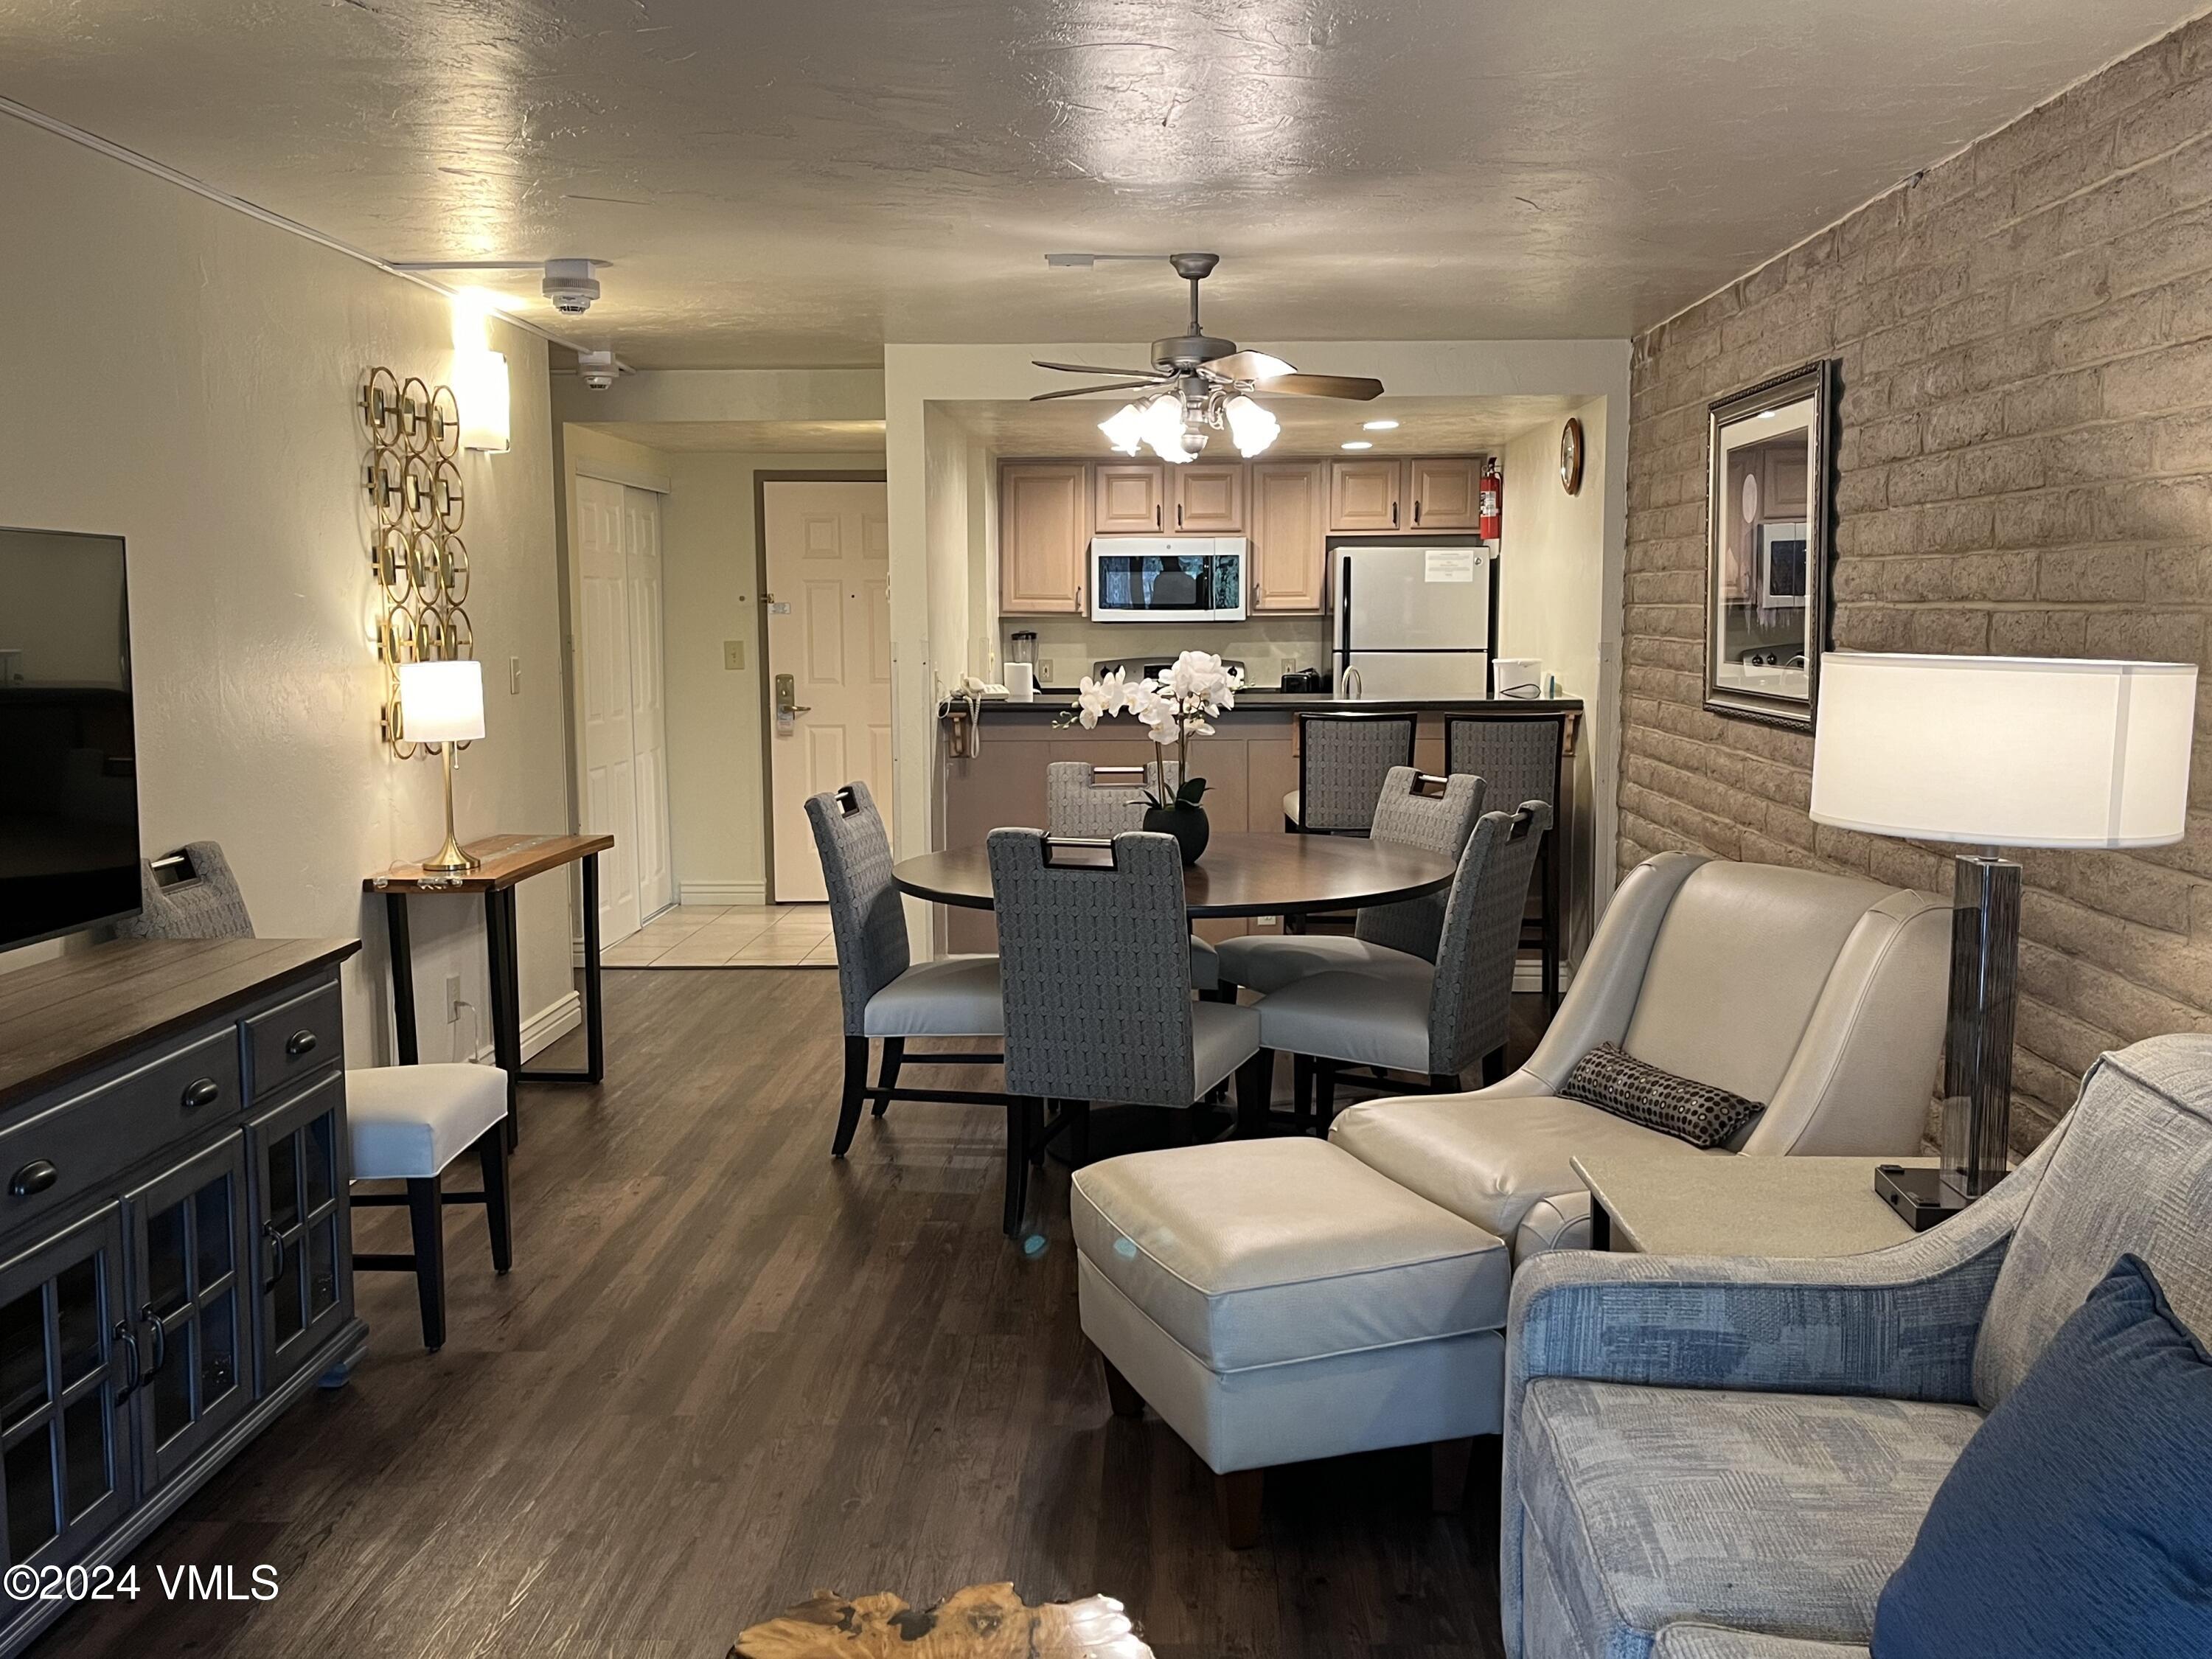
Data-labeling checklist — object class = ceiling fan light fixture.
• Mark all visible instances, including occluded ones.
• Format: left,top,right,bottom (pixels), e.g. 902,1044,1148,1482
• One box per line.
1224,394,1279,458
1139,393,1194,464
1099,403,1148,455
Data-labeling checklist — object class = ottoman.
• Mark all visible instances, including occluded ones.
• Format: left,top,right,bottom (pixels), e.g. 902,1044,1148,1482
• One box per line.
1072,1136,1512,1546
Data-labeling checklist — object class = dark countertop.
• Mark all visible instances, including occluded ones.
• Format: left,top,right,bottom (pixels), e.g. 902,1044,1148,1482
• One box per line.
942,692,1582,717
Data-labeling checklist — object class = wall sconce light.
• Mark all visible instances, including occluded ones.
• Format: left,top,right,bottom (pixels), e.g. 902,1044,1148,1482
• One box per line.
456,348,510,454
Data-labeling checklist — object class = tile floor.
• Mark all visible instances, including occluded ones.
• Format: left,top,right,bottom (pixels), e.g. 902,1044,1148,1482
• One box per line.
599,902,836,968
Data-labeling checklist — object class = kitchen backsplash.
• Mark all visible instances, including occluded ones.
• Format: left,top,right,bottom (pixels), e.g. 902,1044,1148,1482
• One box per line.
999,617,1333,689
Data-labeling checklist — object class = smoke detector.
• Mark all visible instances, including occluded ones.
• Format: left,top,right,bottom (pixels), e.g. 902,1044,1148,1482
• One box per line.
542,258,603,315
577,349,619,391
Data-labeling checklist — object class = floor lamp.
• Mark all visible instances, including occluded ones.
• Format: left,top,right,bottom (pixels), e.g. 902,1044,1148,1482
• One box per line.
1809,653,2197,1228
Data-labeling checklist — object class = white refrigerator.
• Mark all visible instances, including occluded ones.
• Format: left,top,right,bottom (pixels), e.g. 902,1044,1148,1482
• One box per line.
1331,541,1495,699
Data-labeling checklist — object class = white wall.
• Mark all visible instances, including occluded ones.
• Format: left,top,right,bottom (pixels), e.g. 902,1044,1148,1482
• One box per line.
657,450,885,903
0,114,576,1064
1500,395,1615,955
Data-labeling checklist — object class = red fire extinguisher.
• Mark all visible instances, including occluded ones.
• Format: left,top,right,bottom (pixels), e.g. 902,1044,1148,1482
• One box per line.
1479,457,1503,543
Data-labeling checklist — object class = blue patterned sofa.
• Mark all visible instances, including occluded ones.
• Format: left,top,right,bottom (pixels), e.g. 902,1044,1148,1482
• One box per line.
1500,1032,2212,1658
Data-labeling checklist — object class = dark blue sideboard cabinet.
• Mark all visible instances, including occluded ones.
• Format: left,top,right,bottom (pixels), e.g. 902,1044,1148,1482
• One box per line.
0,938,365,1653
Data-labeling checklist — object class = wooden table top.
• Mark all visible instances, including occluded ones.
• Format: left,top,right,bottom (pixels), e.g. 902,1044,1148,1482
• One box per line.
0,937,361,1111
1572,1152,1931,1258
892,832,1455,919
364,832,614,894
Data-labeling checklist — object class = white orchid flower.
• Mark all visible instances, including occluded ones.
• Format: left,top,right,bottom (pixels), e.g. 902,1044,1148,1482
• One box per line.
1074,668,1129,728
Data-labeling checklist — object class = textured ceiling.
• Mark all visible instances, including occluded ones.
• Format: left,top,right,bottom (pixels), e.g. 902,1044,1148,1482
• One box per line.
947,394,1580,456
2,0,2197,367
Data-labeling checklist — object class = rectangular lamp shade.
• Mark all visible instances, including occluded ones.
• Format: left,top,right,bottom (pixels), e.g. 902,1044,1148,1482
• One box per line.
456,347,510,453
1810,653,2196,849
396,658,485,744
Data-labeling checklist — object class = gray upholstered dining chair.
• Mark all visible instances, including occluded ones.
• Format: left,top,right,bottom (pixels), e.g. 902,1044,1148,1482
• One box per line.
804,781,1010,1162
1044,759,1221,995
1218,766,1486,998
1447,712,1568,1009
1254,802,1551,1119
987,828,1265,1232
1282,709,1416,832
116,841,511,1352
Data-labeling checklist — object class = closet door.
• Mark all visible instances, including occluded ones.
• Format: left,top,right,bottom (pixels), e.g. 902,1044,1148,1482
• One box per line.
576,475,642,945
622,487,674,923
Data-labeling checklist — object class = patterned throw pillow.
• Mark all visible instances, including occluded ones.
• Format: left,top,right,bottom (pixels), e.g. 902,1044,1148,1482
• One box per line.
1558,1042,1764,1149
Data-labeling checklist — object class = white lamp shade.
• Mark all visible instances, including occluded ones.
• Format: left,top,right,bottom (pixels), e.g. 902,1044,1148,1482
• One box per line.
1810,653,2196,849
456,348,510,453
397,658,486,744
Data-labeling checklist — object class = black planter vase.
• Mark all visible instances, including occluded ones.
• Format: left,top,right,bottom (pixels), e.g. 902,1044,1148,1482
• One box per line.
1143,801,1211,866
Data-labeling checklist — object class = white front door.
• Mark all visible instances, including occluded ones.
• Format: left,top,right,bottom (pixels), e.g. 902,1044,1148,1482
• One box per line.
624,487,675,922
577,473,642,944
764,479,891,902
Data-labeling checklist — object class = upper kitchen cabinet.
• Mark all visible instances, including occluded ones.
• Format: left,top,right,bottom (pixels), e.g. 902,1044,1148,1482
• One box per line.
1248,461,1327,612
1329,459,1402,532
1406,456,1481,529
1095,463,1167,533
1172,464,1245,532
1000,462,1089,614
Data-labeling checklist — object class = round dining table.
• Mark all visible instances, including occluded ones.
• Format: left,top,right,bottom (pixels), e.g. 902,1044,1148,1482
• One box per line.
890,832,1456,917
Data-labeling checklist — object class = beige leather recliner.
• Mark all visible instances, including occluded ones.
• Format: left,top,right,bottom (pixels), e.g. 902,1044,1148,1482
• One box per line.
1329,852,1954,1260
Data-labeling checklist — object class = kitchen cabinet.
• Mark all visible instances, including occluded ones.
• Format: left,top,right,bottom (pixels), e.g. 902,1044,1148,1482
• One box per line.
1000,462,1088,614
1329,459,1402,532
1095,463,1167,533
1172,464,1244,532
1406,456,1481,529
1248,462,1327,613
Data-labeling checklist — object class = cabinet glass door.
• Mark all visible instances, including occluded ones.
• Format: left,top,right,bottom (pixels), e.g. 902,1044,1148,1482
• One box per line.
249,1075,352,1394
0,1207,130,1594
128,1134,251,1489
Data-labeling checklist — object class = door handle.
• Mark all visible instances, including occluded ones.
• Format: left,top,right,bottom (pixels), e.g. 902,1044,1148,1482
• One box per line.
1074,583,1084,614
113,1323,142,1402
141,1305,167,1375
1175,501,1183,529
9,1160,56,1197
1413,499,1422,525
774,673,810,717
262,1220,287,1290
1391,499,1399,527
1155,502,1162,529
284,1029,317,1059
181,1077,221,1110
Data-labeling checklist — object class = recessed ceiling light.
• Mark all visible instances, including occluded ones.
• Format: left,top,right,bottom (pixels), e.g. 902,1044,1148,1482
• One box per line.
1340,439,1374,451
1362,419,1399,431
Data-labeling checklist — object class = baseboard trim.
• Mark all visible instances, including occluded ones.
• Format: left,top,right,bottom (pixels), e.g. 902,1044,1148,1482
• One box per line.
678,880,767,907
473,991,583,1064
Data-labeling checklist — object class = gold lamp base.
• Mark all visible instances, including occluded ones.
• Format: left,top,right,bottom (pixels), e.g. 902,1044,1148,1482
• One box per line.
421,741,481,874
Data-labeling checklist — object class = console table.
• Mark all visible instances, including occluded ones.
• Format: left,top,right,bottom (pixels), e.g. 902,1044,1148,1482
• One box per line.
0,936,364,1655
366,832,613,1144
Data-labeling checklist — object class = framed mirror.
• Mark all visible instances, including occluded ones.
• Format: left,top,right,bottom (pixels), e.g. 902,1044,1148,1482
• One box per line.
1705,360,1837,730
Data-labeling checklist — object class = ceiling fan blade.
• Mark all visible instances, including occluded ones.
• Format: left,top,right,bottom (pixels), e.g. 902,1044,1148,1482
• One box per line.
1032,360,1164,378
1253,372,1386,401
1209,350,1298,383
1027,380,1169,402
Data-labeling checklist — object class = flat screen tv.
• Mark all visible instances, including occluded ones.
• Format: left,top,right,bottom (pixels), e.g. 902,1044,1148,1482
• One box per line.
0,527,139,950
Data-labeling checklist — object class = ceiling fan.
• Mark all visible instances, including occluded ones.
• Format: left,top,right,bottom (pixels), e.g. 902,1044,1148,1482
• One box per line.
1031,253,1384,462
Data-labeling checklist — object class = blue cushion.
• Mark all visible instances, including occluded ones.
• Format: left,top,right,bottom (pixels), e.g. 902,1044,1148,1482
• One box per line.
1873,1253,2212,1658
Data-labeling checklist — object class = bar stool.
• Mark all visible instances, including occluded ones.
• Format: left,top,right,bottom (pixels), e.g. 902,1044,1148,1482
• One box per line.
347,1065,512,1352
1283,711,1417,833
1446,712,1568,1009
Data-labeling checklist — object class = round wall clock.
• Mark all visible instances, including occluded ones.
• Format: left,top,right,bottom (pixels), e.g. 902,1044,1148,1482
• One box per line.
1559,417,1585,495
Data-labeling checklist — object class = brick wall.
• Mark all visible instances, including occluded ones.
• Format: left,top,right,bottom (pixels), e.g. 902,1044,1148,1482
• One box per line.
1621,15,2212,1146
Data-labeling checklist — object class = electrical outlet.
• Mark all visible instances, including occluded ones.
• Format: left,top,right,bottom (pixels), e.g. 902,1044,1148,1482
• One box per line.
1038,658,1054,685
445,974,463,1025
509,655,522,694
723,639,745,670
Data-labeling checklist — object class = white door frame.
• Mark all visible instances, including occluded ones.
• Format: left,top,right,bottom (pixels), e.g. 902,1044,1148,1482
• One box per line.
754,470,888,904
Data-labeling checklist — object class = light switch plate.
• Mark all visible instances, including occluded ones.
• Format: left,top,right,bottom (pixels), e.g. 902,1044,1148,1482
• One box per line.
723,639,745,670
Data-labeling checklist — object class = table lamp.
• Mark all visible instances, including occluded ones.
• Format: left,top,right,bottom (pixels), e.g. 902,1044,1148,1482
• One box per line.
396,658,486,874
1810,653,2196,1226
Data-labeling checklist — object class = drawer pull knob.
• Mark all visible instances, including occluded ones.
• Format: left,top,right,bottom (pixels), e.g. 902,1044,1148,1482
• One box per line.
284,1029,318,1059
181,1077,221,1110
10,1161,57,1197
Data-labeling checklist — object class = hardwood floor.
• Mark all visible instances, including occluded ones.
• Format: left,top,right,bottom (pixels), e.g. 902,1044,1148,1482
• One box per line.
31,970,1543,1659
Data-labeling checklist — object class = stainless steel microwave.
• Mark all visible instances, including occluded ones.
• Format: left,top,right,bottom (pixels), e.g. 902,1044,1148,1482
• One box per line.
1088,538,1248,623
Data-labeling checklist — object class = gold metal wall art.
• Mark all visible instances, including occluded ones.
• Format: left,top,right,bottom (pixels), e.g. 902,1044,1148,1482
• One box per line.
362,366,475,757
